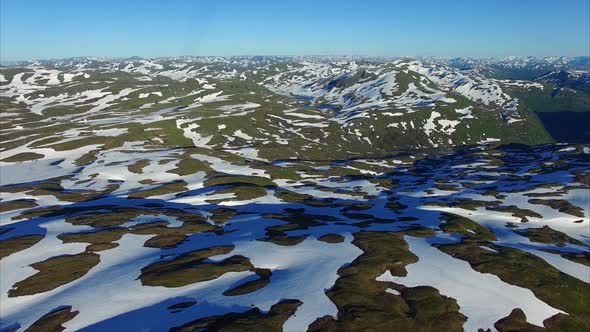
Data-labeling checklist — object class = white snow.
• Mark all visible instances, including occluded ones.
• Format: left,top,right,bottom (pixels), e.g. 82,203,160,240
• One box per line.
377,236,563,331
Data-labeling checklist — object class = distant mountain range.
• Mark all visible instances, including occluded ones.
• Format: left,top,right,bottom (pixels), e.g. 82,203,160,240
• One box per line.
1,56,589,161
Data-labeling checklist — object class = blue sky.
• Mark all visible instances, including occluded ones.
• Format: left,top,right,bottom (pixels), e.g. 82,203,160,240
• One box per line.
1,0,589,61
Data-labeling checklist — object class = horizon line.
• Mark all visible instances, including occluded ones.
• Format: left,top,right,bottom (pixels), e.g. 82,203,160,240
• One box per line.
2,54,589,64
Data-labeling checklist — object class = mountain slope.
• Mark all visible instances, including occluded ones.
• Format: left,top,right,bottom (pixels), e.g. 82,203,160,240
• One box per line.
0,57,558,162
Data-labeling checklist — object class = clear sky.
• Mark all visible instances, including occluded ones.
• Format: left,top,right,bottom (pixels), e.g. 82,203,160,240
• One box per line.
1,0,589,61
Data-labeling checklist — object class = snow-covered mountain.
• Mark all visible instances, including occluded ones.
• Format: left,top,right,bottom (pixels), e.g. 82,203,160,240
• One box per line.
444,56,590,80
3,56,578,158
1,56,589,332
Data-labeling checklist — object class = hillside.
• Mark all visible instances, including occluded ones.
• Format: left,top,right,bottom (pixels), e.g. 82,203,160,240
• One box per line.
2,56,576,163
